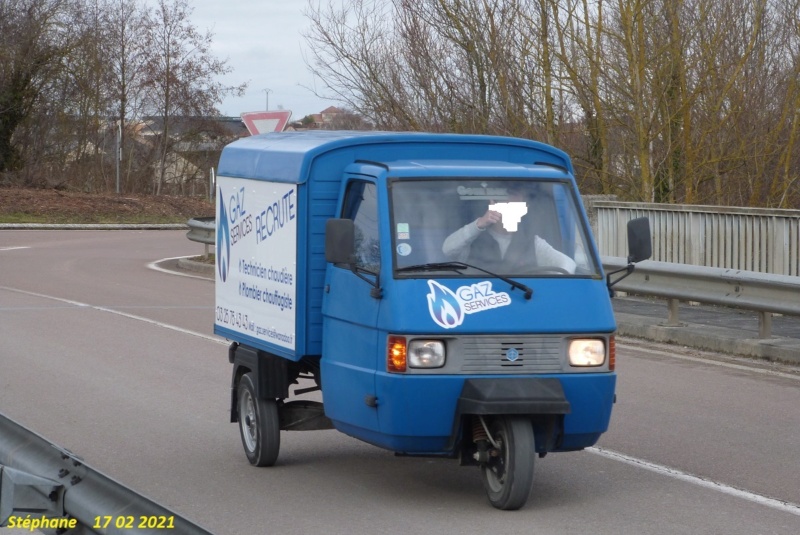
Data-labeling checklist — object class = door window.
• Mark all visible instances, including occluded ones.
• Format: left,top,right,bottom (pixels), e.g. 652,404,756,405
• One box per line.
341,180,380,273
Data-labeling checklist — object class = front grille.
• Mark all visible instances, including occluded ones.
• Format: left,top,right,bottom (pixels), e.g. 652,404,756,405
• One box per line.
456,335,564,374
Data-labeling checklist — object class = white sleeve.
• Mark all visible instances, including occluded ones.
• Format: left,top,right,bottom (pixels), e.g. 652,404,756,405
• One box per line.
534,236,577,274
442,220,484,261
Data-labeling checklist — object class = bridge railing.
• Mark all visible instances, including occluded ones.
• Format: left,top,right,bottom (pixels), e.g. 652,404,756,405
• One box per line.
586,199,800,277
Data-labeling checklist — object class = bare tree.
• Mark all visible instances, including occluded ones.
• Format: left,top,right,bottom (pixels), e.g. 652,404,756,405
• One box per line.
772,0,800,207
0,0,79,178
305,0,566,136
305,0,417,130
103,0,149,191
304,0,800,207
0,0,247,194
142,0,244,195
55,0,112,191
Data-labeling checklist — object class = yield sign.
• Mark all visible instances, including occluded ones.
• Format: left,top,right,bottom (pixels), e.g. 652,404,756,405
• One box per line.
240,111,293,135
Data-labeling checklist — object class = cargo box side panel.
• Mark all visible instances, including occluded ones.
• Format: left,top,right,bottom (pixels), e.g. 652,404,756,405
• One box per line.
302,149,371,355
305,166,343,355
214,176,300,360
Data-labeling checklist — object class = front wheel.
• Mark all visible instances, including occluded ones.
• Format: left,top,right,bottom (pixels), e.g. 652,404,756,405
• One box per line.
238,373,280,467
479,416,535,510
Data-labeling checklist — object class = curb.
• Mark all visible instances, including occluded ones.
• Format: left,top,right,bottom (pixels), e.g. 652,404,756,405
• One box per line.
615,312,800,365
176,258,214,277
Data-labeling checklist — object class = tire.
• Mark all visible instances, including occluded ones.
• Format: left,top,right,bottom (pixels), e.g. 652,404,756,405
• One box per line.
237,373,280,467
479,416,535,510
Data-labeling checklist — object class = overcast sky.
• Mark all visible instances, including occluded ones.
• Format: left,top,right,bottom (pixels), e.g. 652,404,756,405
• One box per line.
174,0,339,120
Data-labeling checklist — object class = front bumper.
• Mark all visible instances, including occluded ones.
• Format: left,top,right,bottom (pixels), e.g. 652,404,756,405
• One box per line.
343,372,616,454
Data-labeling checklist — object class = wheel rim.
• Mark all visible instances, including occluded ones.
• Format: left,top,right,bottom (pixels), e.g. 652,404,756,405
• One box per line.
240,389,258,452
479,417,534,510
483,433,507,493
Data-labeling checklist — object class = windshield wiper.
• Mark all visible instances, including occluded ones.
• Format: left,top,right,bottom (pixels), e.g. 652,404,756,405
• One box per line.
397,262,533,300
396,262,468,273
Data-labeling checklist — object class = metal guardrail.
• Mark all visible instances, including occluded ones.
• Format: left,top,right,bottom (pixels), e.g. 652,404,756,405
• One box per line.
603,256,800,338
186,217,214,245
0,412,214,534
0,223,187,230
186,217,215,257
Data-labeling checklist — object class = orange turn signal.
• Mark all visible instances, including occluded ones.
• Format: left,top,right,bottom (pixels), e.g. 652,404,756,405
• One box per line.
609,335,616,371
388,336,407,372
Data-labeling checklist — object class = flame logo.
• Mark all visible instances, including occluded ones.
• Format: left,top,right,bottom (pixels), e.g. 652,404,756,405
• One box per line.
217,191,231,282
427,280,464,329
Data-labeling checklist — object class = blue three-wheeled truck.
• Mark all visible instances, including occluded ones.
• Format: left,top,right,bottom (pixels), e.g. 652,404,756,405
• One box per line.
214,131,650,510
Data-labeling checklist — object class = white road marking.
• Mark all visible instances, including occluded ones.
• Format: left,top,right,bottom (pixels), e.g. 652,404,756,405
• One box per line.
0,246,31,251
589,447,800,517
0,285,226,345
147,256,214,281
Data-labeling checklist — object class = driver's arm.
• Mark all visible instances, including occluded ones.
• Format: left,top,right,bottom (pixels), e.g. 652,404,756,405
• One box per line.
534,236,577,273
442,219,484,261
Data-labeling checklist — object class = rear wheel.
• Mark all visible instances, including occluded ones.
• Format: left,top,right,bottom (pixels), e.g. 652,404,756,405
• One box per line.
238,373,280,467
479,416,535,510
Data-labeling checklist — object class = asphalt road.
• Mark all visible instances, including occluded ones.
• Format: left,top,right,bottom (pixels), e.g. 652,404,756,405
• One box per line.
1,230,799,534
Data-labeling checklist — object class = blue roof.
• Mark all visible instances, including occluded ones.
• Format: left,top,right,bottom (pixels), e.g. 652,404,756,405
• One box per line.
373,159,569,179
216,131,573,183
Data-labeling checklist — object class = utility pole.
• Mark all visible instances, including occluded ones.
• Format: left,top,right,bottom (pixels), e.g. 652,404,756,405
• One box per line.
116,120,122,194
263,88,272,111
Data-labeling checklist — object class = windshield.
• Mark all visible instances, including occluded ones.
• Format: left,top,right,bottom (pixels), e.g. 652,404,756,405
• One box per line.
390,178,599,278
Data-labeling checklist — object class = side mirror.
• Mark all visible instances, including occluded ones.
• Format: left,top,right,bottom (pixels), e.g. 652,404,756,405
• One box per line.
607,217,652,295
325,218,355,264
627,217,652,263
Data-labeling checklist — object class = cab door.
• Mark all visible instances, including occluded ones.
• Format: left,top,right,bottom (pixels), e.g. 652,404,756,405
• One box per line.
321,178,383,437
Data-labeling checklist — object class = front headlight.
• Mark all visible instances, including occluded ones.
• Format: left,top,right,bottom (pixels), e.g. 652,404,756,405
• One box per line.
408,340,446,368
568,339,605,367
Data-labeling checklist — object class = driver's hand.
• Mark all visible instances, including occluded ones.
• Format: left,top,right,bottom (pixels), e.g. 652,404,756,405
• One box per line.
477,209,502,230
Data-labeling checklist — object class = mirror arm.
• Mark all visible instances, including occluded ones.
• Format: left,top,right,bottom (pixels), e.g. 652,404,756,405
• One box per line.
606,263,635,298
348,264,383,299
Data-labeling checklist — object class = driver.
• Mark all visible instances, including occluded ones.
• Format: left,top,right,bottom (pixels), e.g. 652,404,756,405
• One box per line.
442,184,576,273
